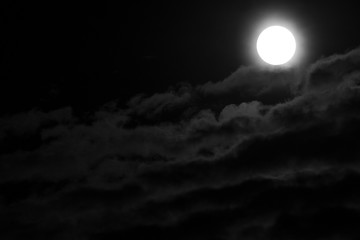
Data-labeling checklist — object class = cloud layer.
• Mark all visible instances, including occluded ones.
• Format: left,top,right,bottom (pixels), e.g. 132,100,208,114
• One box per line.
2,47,360,239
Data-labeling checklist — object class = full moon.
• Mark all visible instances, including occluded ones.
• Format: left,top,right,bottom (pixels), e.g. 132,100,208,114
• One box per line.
256,26,296,65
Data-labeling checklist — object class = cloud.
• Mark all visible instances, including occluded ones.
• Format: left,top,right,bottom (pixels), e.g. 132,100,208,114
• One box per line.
2,46,360,239
126,84,193,123
123,65,299,126
305,47,360,91
198,65,298,103
0,107,73,154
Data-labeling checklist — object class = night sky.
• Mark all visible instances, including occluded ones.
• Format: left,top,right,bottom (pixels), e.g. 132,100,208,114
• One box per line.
2,0,360,239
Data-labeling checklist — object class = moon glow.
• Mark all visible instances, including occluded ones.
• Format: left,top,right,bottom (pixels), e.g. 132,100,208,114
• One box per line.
256,26,296,65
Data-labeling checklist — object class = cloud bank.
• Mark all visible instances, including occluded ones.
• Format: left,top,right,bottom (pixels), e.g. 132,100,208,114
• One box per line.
2,47,360,239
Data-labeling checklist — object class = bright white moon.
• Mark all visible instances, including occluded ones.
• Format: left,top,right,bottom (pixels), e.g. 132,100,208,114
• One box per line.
257,26,296,65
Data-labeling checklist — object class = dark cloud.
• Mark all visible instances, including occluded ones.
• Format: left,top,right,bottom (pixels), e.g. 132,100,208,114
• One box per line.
2,47,360,239
0,107,73,154
198,65,298,104
123,65,298,126
125,84,193,124
305,48,360,91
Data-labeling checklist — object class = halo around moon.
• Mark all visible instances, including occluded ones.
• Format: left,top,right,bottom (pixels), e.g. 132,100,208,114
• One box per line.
256,26,296,65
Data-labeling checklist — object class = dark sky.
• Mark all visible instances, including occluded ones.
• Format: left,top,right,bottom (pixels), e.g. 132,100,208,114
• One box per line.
2,1,360,239
2,0,360,114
